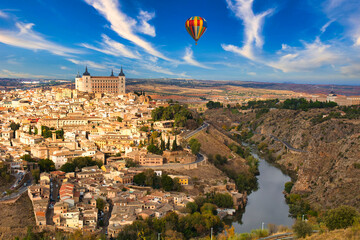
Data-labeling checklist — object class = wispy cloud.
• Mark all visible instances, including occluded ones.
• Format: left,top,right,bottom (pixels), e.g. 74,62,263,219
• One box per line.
183,47,212,69
268,38,339,73
81,34,140,59
340,63,360,77
67,58,107,70
0,10,9,19
84,0,170,61
0,69,52,79
60,66,68,70
137,10,156,37
222,0,273,60
0,22,81,56
320,19,335,33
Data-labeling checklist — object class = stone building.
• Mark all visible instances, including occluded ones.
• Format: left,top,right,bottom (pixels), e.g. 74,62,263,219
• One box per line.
75,67,126,95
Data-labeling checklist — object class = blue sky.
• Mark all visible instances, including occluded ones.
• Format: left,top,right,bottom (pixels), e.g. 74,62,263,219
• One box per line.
0,0,360,85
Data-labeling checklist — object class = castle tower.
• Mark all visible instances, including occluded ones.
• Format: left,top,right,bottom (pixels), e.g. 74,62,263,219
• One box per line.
118,66,126,95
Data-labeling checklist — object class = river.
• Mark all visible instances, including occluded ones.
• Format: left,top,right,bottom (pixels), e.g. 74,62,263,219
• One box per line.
232,151,294,233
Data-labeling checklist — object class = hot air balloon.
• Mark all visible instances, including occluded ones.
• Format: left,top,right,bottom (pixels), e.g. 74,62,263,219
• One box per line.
185,16,207,45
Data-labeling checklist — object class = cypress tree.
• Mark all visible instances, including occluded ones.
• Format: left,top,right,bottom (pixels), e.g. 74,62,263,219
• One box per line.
172,136,177,151
166,136,170,150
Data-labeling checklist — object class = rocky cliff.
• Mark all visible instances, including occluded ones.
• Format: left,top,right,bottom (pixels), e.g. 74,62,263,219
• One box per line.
205,108,360,210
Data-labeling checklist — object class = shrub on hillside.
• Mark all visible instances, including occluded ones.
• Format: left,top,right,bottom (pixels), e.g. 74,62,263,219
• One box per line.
324,205,359,230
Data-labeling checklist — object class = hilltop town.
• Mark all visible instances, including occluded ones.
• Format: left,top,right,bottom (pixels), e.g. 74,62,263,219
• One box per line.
0,69,248,239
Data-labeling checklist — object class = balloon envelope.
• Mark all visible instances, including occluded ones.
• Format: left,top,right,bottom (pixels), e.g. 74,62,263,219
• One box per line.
185,16,207,44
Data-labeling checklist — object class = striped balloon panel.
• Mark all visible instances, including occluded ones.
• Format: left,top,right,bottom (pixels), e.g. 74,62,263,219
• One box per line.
185,16,207,42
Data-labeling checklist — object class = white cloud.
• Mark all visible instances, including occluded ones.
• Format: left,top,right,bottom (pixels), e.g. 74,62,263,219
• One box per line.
137,10,156,37
222,0,273,60
247,72,256,76
0,22,81,56
340,63,360,77
355,36,360,46
60,66,68,70
67,58,107,70
268,38,339,72
0,69,52,79
321,19,335,33
0,10,8,19
81,34,140,59
183,47,212,69
84,0,170,61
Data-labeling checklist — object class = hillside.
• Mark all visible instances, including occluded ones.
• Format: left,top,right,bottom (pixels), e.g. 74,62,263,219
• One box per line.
205,107,360,211
0,194,35,239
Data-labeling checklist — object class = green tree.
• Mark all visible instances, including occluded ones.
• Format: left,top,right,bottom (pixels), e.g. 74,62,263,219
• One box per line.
200,203,217,215
166,136,170,150
31,169,40,183
189,138,201,155
60,162,76,173
10,122,20,131
38,159,55,172
147,144,162,155
172,136,178,151
133,172,146,186
34,127,38,135
161,174,174,191
186,202,198,214
160,138,165,151
284,181,294,194
21,154,35,162
117,116,123,122
96,198,105,211
293,220,313,238
55,129,64,139
212,193,234,208
125,159,138,168
324,206,359,230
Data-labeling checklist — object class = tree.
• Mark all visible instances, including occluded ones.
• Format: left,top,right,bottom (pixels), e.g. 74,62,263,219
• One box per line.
161,174,174,191
160,138,165,151
55,129,64,139
133,172,146,186
31,169,40,183
125,159,138,168
41,126,52,138
147,144,162,155
96,198,105,211
186,202,198,214
10,122,20,131
293,220,312,238
189,138,201,155
284,181,294,194
140,126,149,132
21,154,35,162
206,101,223,109
34,127,38,135
166,136,170,150
117,116,123,122
324,206,359,230
38,159,55,172
60,162,76,173
200,203,217,215
172,136,178,151
28,126,32,134
212,193,234,208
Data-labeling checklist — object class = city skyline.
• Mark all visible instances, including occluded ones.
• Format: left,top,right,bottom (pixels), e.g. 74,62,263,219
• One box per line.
0,0,360,84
